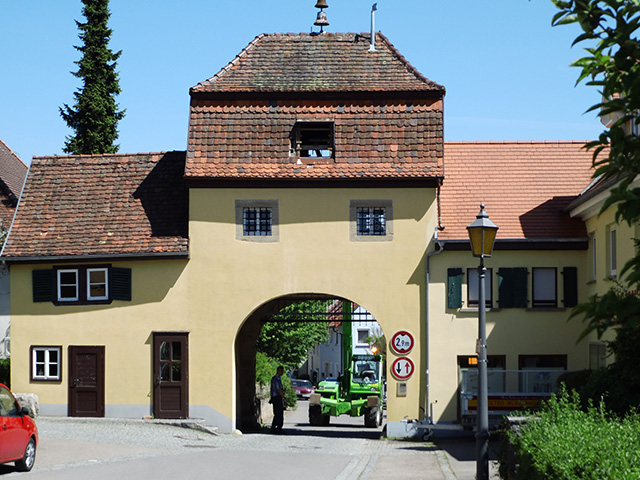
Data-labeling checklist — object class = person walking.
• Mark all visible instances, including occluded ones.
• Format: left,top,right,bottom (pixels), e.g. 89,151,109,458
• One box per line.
270,365,285,434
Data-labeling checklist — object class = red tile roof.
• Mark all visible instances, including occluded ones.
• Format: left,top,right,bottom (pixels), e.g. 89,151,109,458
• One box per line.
439,141,596,240
191,32,444,95
186,32,445,182
2,152,189,260
0,139,28,231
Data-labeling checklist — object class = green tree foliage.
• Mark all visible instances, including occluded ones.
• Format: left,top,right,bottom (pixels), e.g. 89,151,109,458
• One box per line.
552,1,640,412
503,387,640,479
60,0,124,154
256,300,330,371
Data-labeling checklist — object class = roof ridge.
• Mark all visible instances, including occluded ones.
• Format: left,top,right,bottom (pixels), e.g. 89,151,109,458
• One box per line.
191,33,265,92
0,139,28,169
32,150,185,160
376,31,443,92
444,140,592,145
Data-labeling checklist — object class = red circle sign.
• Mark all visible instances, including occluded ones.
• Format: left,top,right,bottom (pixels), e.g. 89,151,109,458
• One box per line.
390,330,414,355
391,357,415,380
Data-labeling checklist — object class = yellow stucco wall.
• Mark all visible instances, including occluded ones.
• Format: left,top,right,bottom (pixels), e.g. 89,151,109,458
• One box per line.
428,248,592,423
10,259,189,408
187,187,438,425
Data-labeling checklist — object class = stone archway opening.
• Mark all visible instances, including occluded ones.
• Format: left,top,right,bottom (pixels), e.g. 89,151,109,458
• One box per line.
234,293,386,433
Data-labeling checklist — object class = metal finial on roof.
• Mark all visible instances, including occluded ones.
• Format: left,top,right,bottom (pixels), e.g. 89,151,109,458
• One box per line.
314,0,329,32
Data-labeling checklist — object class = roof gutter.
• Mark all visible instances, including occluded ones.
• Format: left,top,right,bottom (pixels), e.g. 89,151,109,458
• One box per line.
2,251,190,265
438,238,588,251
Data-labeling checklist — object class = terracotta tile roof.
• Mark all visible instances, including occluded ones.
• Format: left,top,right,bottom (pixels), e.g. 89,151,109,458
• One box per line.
439,141,596,240
186,99,444,180
2,151,189,260
0,139,28,198
0,139,28,230
186,31,445,182
191,32,444,95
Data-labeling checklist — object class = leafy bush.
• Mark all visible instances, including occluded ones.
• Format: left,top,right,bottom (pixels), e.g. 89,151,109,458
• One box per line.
255,352,296,408
504,387,640,480
0,358,9,387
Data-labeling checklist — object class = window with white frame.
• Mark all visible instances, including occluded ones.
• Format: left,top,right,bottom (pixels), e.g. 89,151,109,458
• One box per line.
350,200,393,241
467,268,492,308
87,268,109,301
357,329,370,345
57,269,79,302
33,265,131,305
31,346,61,381
609,227,617,277
532,268,557,308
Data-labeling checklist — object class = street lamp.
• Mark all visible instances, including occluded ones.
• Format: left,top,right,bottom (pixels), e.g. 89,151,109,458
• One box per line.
466,203,498,480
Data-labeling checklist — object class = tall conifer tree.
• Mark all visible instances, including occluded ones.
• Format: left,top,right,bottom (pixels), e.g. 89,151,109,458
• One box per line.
60,0,124,154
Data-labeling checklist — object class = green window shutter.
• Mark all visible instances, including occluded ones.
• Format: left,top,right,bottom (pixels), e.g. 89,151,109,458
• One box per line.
447,268,463,309
32,269,54,302
498,267,528,308
562,266,578,308
110,267,131,301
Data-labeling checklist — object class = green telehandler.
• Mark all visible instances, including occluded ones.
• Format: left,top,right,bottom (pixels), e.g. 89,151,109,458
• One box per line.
308,302,384,428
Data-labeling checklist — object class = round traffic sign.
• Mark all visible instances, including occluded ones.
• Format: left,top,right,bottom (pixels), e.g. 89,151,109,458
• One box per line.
391,356,415,380
390,330,414,355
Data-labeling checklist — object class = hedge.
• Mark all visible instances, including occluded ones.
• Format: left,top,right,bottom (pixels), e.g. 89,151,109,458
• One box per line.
503,388,640,480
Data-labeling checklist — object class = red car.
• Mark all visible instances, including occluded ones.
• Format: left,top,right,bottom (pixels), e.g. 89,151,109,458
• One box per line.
0,383,38,472
291,379,314,399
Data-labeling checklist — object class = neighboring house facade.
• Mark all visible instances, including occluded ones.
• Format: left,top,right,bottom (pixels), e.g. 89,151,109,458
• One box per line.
427,141,598,424
0,31,619,434
0,140,28,359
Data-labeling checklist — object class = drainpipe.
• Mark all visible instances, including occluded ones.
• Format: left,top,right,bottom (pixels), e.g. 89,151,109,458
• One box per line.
425,231,444,423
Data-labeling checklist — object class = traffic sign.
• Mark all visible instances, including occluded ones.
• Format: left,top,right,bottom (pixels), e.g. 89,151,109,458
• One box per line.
390,330,414,355
391,356,415,380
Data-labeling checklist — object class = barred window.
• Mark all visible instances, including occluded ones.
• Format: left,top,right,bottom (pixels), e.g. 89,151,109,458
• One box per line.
243,207,272,236
356,207,386,236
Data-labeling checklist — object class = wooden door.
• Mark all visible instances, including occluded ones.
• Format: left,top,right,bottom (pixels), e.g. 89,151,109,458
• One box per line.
68,346,105,417
153,333,188,419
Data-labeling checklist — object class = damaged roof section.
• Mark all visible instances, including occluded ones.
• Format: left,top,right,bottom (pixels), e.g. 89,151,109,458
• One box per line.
2,151,189,262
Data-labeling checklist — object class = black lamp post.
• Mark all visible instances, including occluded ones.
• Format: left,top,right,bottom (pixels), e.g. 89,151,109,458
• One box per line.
466,203,498,480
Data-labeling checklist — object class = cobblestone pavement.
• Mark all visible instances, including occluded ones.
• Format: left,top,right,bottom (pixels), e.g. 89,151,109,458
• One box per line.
0,406,499,479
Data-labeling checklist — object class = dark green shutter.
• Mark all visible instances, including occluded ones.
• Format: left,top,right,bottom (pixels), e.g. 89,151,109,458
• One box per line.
498,267,528,308
562,266,578,307
447,268,463,309
110,267,131,301
32,269,54,302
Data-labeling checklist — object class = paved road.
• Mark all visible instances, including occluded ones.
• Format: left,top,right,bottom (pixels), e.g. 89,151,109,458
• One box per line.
0,401,499,479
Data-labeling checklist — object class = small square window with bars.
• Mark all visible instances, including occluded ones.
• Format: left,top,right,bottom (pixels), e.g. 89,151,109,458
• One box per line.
243,207,272,236
356,207,386,236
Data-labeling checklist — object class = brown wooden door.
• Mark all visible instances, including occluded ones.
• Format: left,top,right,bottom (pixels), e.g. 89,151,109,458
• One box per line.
68,346,105,417
153,333,188,419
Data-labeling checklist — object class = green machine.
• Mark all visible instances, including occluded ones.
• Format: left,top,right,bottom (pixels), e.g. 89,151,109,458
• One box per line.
308,302,384,428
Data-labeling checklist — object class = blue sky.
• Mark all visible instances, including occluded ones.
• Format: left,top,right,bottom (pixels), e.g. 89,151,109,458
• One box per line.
0,1,603,165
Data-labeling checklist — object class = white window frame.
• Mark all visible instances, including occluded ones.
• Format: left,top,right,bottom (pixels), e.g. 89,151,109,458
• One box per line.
609,227,617,277
31,346,62,381
532,267,557,308
467,268,493,308
356,328,370,346
57,269,79,302
87,267,109,301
